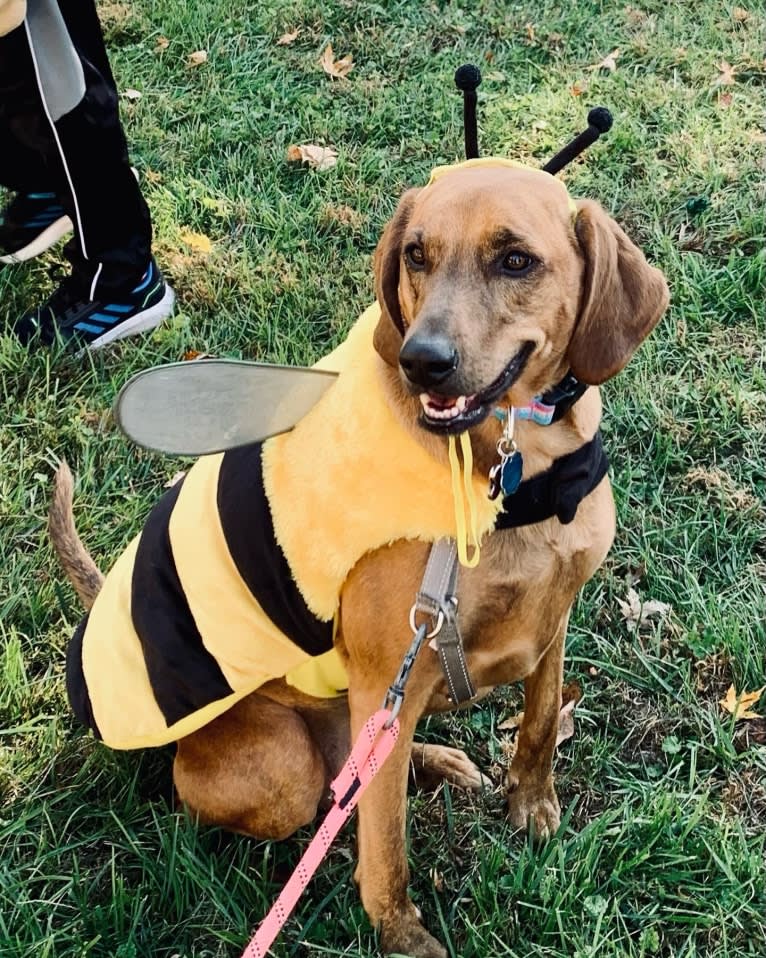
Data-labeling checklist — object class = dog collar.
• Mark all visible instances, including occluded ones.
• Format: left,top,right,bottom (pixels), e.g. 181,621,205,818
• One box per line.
495,432,609,529
494,371,588,427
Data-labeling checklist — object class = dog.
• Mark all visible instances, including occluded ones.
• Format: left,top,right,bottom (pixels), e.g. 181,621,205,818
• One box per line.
50,159,668,958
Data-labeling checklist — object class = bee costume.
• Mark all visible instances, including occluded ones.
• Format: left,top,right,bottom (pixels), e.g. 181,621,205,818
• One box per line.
67,159,609,751
67,300,505,750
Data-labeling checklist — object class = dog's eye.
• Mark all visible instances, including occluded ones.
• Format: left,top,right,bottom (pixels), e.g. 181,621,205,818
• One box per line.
502,251,533,273
405,244,426,269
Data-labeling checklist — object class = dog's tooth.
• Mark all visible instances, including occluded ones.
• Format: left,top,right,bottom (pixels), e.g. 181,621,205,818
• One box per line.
456,396,467,412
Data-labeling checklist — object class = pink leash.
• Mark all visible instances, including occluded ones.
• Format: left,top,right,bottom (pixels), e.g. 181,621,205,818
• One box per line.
240,708,400,958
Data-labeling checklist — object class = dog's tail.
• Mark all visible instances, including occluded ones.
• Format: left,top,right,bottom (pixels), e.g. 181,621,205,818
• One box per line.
48,461,104,610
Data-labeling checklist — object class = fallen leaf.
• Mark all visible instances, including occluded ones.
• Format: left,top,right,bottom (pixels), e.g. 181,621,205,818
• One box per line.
155,36,169,52
165,470,187,488
525,22,536,41
187,49,208,67
179,229,212,254
718,91,733,109
499,699,576,748
320,43,353,79
498,712,524,731
122,88,142,101
590,48,620,72
277,29,299,45
617,587,671,632
570,81,587,96
720,684,765,721
713,60,736,86
182,349,212,361
555,699,576,747
732,6,750,22
430,868,445,892
286,143,338,171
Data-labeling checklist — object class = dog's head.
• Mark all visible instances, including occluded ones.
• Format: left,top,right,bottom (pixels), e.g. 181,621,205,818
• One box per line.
373,163,669,434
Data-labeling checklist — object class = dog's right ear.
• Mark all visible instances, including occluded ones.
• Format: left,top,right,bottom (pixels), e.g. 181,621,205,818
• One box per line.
373,188,421,366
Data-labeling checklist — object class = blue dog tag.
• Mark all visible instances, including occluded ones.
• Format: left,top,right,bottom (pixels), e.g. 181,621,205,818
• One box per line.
501,451,523,496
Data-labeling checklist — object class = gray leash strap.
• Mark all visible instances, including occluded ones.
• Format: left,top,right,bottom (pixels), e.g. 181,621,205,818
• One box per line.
411,539,476,706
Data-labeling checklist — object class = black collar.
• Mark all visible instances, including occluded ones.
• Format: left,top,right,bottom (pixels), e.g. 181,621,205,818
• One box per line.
495,432,608,529
539,372,589,424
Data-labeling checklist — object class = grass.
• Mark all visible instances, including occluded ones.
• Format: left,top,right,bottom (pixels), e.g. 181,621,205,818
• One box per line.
1,0,764,955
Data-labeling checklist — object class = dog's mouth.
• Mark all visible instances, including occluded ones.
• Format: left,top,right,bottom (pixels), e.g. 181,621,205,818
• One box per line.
417,342,534,434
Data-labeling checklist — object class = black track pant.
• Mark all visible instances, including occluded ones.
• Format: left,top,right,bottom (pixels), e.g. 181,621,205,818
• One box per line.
0,0,152,294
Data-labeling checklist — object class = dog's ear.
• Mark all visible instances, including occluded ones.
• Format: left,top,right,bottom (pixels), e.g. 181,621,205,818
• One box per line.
373,188,421,366
567,199,669,385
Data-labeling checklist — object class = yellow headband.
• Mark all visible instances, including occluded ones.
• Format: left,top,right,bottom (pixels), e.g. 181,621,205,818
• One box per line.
427,156,578,222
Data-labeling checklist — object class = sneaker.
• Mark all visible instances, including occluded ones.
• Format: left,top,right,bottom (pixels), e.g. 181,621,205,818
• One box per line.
0,191,73,264
14,258,175,350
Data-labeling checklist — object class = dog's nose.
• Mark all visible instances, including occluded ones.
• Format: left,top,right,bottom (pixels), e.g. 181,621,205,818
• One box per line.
399,334,459,388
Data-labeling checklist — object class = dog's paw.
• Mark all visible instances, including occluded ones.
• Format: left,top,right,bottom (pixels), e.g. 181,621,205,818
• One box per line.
506,772,561,840
411,743,492,792
380,913,448,958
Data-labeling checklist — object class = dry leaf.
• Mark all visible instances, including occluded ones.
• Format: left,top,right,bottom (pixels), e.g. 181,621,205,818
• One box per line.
188,49,208,67
617,587,671,632
165,470,187,488
286,143,338,171
122,88,142,101
155,36,169,52
720,684,765,721
732,7,750,21
499,699,576,748
320,43,354,79
713,60,736,86
179,229,212,254
498,712,524,732
182,349,212,361
277,29,299,45
525,22,536,41
555,699,576,748
718,91,733,109
570,81,587,96
590,48,620,72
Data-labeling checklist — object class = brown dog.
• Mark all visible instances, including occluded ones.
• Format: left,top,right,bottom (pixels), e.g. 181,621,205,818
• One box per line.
50,162,668,958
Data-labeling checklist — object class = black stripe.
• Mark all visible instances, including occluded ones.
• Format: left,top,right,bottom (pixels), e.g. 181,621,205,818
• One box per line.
217,443,334,657
496,433,609,529
131,478,234,727
66,613,102,740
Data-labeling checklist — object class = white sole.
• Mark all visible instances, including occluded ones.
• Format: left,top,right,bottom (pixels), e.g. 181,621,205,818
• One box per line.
0,214,73,264
87,284,176,351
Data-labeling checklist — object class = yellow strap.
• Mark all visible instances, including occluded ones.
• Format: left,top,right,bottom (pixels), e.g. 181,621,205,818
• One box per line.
448,433,481,568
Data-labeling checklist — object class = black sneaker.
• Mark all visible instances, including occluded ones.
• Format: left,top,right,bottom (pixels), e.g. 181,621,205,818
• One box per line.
0,191,73,264
14,258,175,350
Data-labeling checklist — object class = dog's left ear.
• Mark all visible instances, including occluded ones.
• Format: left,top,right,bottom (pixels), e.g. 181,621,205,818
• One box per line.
372,188,421,367
567,199,669,385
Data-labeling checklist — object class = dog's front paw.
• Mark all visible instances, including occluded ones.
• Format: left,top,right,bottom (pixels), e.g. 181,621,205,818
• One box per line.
380,912,448,958
506,772,561,839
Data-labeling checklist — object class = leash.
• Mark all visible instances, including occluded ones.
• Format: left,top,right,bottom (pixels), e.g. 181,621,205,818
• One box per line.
239,540,472,956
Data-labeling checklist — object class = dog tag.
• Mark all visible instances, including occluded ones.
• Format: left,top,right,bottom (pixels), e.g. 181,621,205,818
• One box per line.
500,450,523,496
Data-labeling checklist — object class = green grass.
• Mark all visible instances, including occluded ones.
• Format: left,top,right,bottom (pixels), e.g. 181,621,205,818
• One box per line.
1,0,764,955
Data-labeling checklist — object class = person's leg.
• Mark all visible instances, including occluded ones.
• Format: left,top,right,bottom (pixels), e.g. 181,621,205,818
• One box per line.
2,0,173,348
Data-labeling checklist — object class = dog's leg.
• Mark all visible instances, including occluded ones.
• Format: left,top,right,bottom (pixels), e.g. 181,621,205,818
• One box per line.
350,684,448,958
505,621,566,838
174,693,328,840
410,742,491,791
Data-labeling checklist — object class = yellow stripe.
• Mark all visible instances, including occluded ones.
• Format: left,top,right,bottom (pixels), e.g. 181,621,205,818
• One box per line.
82,534,169,748
168,454,315,691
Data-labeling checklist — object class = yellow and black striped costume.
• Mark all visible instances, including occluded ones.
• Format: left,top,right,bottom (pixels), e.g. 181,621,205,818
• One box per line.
67,304,504,750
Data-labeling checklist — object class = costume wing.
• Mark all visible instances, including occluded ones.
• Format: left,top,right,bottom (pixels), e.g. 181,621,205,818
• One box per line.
114,360,338,455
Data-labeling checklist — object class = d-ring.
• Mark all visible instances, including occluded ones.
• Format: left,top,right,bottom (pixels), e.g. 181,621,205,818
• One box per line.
408,605,444,638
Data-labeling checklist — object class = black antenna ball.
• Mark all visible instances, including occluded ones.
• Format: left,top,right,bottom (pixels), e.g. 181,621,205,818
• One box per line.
587,107,613,133
454,63,482,92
